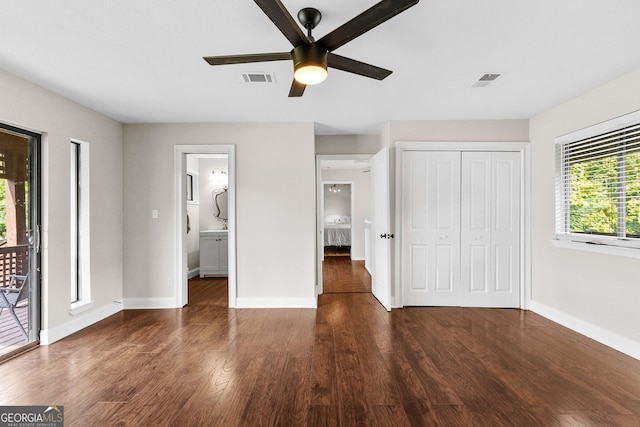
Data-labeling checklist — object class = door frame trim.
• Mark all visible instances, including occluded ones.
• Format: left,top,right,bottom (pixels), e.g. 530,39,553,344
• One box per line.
174,144,236,308
395,141,531,309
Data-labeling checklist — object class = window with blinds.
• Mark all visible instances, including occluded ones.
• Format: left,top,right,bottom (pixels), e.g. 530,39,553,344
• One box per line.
555,111,640,248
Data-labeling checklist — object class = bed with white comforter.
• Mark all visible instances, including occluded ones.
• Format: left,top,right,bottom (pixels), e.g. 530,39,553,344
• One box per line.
324,215,351,246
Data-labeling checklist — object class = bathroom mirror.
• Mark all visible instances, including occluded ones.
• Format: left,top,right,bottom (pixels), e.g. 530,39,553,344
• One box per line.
214,188,228,222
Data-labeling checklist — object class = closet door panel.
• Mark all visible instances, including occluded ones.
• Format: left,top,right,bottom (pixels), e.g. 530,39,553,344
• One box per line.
461,153,491,306
435,245,453,291
431,156,460,304
491,152,521,307
402,152,430,304
402,151,460,306
469,246,489,292
409,244,428,291
495,245,514,292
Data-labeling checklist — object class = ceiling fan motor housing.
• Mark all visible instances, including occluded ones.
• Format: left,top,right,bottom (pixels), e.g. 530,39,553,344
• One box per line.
292,43,328,85
292,43,328,70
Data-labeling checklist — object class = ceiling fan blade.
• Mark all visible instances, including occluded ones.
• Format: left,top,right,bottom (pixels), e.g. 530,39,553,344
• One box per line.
288,79,306,97
328,53,392,80
254,0,309,47
318,0,419,52
204,52,291,66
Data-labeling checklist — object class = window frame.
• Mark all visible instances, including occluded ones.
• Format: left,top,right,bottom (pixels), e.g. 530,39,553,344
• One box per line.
555,110,640,250
70,139,92,314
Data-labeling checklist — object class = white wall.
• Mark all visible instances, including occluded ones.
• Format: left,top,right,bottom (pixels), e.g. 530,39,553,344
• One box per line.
322,170,371,260
0,70,124,343
123,122,316,307
387,120,530,142
323,184,351,217
530,69,640,355
316,134,382,155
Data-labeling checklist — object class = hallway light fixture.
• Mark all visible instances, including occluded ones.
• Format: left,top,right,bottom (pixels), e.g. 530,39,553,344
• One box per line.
329,184,341,193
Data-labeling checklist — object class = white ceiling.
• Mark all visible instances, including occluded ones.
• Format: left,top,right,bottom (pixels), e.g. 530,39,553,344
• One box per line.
1,1,639,135
321,159,371,170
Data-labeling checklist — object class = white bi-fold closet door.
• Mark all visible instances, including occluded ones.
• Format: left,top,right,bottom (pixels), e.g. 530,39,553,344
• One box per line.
401,150,521,308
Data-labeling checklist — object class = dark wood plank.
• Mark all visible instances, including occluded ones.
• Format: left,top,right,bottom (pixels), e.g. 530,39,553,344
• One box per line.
323,257,371,293
306,405,339,427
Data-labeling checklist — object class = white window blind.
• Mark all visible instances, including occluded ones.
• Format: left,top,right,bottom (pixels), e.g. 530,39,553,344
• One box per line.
555,111,640,248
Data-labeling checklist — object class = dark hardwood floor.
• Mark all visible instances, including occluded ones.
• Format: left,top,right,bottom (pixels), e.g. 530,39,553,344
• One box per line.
1,277,640,426
322,257,371,293
324,246,351,257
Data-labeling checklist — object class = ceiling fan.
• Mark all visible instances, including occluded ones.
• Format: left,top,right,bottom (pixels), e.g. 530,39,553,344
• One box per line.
203,0,420,97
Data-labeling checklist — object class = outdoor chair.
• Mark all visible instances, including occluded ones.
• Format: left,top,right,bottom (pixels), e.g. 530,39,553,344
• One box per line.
0,274,29,339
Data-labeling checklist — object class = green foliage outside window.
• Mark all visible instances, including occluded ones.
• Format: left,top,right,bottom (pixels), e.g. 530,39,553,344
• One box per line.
569,151,640,237
625,151,640,236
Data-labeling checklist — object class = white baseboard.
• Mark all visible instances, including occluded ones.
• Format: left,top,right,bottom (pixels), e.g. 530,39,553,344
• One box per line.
236,297,317,309
530,300,640,361
188,268,200,279
123,297,176,309
40,302,122,345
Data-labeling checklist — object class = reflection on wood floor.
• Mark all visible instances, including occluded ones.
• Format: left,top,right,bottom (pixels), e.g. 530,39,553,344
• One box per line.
2,277,640,425
323,256,371,293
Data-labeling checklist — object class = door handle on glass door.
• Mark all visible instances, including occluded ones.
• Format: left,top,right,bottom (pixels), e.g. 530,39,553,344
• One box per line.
30,226,41,253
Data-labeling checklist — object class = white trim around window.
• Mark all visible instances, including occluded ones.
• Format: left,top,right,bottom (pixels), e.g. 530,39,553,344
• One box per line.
555,109,640,253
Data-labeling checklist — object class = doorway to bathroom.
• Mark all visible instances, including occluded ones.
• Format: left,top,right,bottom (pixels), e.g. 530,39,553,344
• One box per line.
186,155,229,277
175,145,236,308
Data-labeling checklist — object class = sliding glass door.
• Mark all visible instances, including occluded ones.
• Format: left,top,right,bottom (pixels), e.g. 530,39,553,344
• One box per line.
0,123,41,359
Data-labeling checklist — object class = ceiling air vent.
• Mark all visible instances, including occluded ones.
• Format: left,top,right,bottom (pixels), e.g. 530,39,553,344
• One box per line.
472,73,501,88
241,72,276,83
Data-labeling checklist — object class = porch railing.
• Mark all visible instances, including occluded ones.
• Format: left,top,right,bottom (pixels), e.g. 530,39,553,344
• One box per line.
0,244,28,287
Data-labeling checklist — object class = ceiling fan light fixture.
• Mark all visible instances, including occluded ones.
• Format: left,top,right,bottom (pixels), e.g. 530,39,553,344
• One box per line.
294,64,327,85
292,44,328,85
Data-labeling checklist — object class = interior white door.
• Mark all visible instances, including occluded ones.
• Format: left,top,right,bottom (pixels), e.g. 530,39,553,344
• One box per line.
402,151,461,306
371,146,391,311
